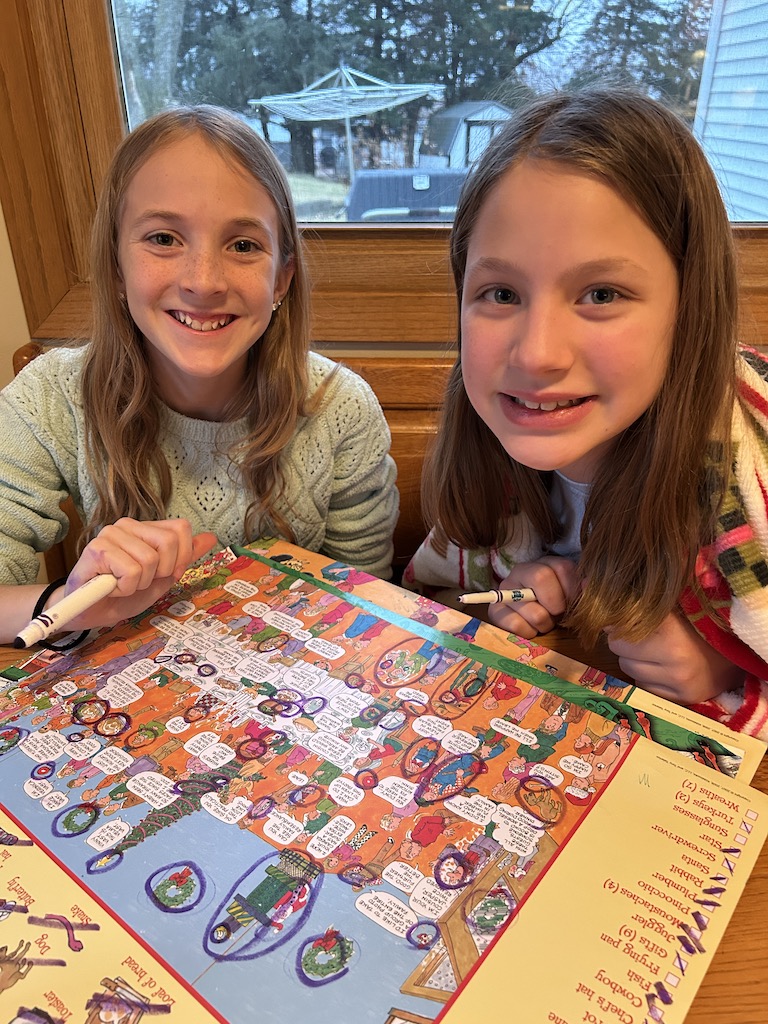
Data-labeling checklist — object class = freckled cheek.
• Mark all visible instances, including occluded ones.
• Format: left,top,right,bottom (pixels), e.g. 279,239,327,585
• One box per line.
122,258,171,297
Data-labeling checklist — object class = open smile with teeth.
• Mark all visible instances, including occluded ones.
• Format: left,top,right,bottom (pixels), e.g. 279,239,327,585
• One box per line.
510,396,588,411
171,310,235,332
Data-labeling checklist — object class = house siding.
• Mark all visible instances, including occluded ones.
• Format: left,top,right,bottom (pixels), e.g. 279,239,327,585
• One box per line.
694,0,768,220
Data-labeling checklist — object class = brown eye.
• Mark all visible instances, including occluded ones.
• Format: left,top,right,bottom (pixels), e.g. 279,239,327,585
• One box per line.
149,232,175,247
589,287,616,304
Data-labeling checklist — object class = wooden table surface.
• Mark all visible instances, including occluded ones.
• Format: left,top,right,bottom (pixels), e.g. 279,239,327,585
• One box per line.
1,633,765,1023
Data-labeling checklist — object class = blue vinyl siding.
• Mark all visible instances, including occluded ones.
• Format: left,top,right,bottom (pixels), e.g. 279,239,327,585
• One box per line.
694,0,768,220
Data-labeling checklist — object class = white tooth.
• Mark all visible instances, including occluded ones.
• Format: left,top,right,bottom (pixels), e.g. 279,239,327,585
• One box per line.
201,321,213,332
523,400,540,409
539,402,558,411
191,319,202,331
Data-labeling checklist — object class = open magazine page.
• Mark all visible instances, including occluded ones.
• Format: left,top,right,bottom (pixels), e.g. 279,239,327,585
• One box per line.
0,540,763,1023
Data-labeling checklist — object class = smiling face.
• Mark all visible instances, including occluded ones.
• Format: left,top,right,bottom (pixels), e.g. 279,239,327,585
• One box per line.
460,159,679,483
117,133,293,419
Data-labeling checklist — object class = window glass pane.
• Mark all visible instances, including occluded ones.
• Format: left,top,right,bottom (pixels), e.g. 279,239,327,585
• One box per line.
109,0,767,223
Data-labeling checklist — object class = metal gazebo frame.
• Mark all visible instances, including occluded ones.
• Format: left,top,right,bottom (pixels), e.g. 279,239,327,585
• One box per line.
249,64,445,182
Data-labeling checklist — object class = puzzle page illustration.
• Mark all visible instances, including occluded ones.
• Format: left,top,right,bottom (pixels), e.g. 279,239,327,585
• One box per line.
0,541,764,1024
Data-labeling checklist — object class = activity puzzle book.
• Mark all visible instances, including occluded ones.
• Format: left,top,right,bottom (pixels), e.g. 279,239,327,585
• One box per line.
0,540,765,1024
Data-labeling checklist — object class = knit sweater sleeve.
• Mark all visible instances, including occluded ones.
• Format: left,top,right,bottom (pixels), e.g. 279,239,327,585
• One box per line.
402,522,543,595
275,354,398,578
0,348,85,584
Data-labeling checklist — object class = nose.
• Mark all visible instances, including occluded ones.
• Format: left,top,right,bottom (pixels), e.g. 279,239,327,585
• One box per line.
179,245,226,297
509,298,574,376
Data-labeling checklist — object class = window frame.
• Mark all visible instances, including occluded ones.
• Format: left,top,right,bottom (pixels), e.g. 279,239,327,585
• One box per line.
1,0,766,349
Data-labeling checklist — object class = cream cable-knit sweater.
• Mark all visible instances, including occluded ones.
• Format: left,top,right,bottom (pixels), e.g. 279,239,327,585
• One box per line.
0,346,398,583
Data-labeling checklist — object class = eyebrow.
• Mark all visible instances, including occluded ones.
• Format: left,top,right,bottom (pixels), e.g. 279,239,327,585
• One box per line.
129,210,273,234
466,255,649,279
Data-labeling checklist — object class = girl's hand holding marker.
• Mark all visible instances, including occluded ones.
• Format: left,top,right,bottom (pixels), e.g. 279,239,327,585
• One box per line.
458,588,537,605
14,519,217,649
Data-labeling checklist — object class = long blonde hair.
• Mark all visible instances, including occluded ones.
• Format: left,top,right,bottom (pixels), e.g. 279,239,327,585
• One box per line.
424,88,738,644
83,105,315,546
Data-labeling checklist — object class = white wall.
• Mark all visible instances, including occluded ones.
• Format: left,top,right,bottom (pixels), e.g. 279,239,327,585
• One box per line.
0,201,31,387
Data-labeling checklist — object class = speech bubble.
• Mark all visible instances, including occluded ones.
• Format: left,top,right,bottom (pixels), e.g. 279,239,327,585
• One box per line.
52,679,78,697
86,817,131,850
41,791,69,812
178,633,213,656
97,679,144,707
328,776,365,807
491,804,543,856
306,638,345,660
126,771,179,809
241,600,270,616
201,793,250,824
166,600,196,617
235,656,280,684
149,616,193,639
23,778,53,799
165,716,190,735
409,876,460,919
223,579,260,599
559,755,594,779
199,743,236,769
412,715,452,740
355,891,417,936
373,776,418,808
313,711,346,733
111,659,157,686
489,718,537,744
530,763,564,786
382,861,424,894
201,646,242,671
307,814,356,858
282,665,320,693
441,730,479,754
329,692,373,717
445,793,496,825
19,732,68,762
292,629,312,642
64,737,101,760
183,731,219,756
307,731,353,766
263,611,303,632
263,811,304,845
91,746,133,775
395,687,429,705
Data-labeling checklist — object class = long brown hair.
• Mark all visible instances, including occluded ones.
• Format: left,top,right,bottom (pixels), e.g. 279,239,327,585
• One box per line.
424,88,738,643
82,105,315,546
